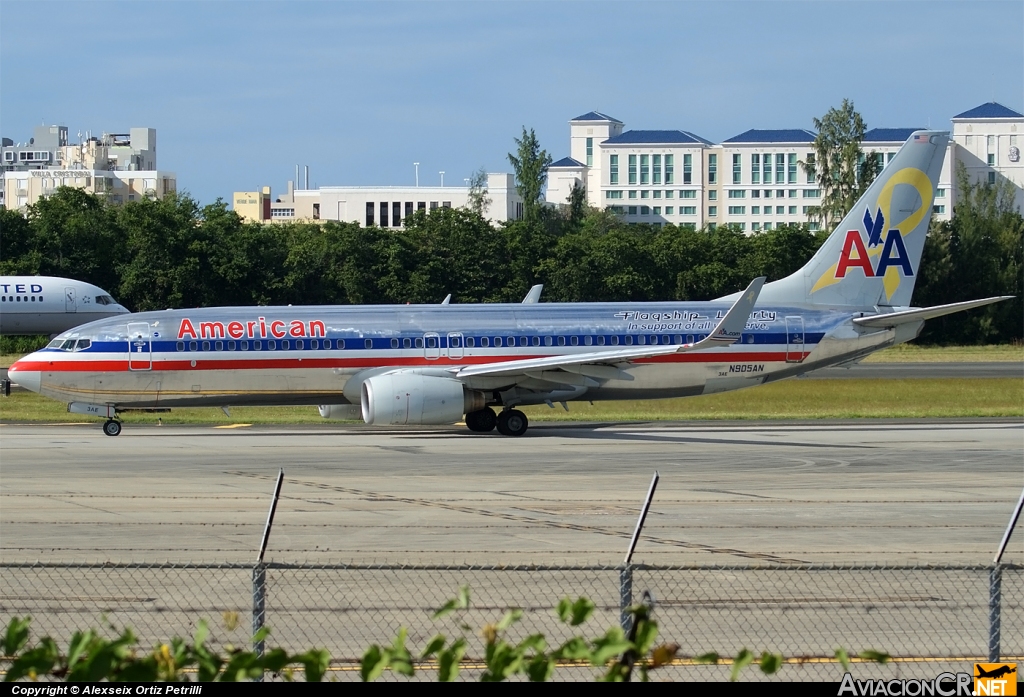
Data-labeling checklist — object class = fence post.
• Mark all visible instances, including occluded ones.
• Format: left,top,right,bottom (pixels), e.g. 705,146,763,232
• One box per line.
988,565,1001,662
253,562,267,681
619,564,633,632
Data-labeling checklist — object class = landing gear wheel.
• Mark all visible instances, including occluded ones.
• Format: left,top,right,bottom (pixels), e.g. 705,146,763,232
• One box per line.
103,419,122,437
496,409,528,437
465,407,497,433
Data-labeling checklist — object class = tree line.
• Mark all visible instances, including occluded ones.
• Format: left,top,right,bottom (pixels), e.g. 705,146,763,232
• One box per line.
0,186,825,306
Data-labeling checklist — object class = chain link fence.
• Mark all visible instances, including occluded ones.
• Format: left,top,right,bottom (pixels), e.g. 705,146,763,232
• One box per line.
1,562,1021,681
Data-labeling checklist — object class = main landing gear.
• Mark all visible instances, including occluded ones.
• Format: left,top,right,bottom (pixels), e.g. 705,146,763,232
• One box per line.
103,419,122,437
496,409,528,437
465,407,497,432
464,407,529,436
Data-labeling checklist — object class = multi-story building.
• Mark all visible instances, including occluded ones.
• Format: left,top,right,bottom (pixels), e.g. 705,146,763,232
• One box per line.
547,112,712,228
547,102,1022,231
713,129,818,232
950,102,1024,212
234,173,524,227
1,126,175,211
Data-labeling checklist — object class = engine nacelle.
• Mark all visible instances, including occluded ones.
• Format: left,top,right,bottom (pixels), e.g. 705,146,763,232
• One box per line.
318,404,363,420
361,373,486,425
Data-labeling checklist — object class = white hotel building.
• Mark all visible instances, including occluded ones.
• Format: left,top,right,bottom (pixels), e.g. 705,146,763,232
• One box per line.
546,103,1022,231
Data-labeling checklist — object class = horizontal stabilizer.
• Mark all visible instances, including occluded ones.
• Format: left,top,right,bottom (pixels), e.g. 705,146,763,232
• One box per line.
852,296,1013,328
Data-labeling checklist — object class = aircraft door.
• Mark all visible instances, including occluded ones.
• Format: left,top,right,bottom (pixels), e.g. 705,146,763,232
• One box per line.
64,287,77,313
127,322,152,371
424,332,440,360
447,332,464,360
785,316,805,363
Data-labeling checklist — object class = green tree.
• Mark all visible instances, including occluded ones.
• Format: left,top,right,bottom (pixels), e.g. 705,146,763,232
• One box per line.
114,193,215,311
915,163,1024,344
393,206,509,303
507,127,552,221
466,167,491,217
803,99,881,230
0,207,37,275
23,187,123,294
566,180,588,228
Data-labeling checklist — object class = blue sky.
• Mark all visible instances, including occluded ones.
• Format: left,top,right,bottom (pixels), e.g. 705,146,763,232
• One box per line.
2,1,1022,205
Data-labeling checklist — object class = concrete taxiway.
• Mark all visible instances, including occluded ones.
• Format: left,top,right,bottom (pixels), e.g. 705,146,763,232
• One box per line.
1,420,1021,565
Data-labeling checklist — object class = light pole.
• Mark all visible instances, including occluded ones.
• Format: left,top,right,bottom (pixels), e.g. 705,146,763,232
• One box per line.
439,171,445,187
464,178,470,188
413,162,419,187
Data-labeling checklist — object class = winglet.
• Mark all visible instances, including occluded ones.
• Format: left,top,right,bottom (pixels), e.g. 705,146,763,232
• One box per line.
522,284,543,304
684,276,765,351
441,294,452,305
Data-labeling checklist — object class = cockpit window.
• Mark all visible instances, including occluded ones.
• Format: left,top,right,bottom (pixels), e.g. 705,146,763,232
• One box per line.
60,340,76,351
47,339,63,349
95,295,116,306
75,339,91,351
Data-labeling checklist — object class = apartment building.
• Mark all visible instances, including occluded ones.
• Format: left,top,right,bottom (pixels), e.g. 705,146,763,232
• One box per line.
1,125,175,210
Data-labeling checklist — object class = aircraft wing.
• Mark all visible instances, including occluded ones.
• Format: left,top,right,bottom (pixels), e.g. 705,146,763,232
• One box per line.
456,277,765,380
852,296,1013,328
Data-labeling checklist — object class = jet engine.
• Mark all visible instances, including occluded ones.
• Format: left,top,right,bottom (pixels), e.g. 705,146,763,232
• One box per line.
361,372,486,425
317,404,363,420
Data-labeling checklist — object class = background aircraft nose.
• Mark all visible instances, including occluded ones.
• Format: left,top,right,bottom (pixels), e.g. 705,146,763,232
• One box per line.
8,361,41,393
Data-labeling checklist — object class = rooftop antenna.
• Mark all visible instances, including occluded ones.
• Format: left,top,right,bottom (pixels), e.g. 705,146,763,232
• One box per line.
414,162,420,187
439,171,445,187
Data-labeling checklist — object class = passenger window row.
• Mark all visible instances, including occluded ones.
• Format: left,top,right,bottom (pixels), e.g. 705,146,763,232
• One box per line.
167,334,726,352
175,338,346,352
1,296,44,302
51,332,769,355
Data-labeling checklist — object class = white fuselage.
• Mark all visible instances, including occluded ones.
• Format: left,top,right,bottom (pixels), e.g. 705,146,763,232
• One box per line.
0,276,129,336
7,301,908,410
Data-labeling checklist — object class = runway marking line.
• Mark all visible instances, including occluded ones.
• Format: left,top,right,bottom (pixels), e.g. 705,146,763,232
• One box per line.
231,471,808,564
214,424,253,429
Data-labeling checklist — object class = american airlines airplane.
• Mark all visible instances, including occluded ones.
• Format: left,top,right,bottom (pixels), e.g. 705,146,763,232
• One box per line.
7,131,1009,437
0,276,129,336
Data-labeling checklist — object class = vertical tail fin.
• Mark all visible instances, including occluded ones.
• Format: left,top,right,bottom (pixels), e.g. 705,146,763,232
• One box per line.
754,130,948,308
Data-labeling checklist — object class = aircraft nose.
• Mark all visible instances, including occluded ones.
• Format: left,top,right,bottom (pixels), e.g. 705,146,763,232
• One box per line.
8,360,41,393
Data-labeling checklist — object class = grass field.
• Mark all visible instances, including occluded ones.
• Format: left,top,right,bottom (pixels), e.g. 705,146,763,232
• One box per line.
1,378,1020,425
860,344,1023,362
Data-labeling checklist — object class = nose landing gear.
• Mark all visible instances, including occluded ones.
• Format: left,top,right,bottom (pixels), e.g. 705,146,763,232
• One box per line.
102,419,122,437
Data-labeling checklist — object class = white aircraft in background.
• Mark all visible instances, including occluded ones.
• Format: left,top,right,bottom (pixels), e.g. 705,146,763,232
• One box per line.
0,276,129,336
7,131,1011,436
